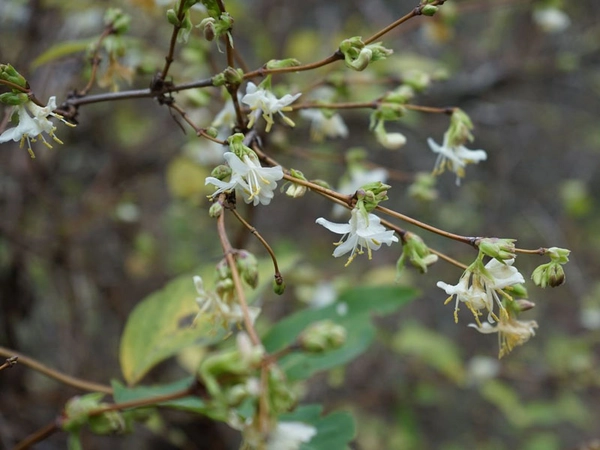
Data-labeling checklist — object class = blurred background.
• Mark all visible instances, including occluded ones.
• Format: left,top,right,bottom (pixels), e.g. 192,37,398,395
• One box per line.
1,0,599,448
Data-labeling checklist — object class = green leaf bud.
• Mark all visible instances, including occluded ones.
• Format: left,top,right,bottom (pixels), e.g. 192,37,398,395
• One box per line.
104,8,130,34
299,320,347,353
0,64,28,88
236,250,259,289
367,42,393,62
166,9,180,26
205,126,219,138
531,262,566,288
403,70,431,92
422,5,439,16
397,232,439,275
266,58,302,69
547,247,570,264
223,66,244,85
0,92,29,106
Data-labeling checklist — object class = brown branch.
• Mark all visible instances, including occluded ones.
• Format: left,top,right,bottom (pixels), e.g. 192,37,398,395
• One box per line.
0,346,112,395
13,421,59,450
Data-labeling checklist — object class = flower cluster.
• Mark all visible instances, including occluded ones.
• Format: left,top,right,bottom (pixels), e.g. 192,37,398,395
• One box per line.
205,135,284,206
316,206,398,266
241,81,301,132
0,97,73,158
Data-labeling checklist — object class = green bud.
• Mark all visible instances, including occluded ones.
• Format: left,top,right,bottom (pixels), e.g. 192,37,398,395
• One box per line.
210,164,231,181
0,64,27,88
215,258,230,280
205,126,219,138
104,8,130,34
299,320,347,353
347,47,372,71
403,70,431,92
0,92,28,105
201,0,221,19
236,250,259,289
166,9,180,26
266,58,302,69
547,247,570,264
284,169,308,198
506,283,528,299
209,202,223,217
477,238,516,262
531,262,566,288
227,133,254,158
89,410,128,435
62,393,105,432
422,5,439,16
273,278,286,295
223,66,244,85
366,42,393,62
447,108,474,146
397,232,439,275
212,72,226,87
385,85,415,104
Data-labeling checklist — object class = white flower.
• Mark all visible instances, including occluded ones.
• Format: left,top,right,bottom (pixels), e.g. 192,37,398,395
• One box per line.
300,109,348,141
241,82,301,132
427,133,487,185
469,311,538,358
0,97,72,158
533,7,570,33
437,258,525,324
316,208,398,266
205,151,284,206
267,422,317,450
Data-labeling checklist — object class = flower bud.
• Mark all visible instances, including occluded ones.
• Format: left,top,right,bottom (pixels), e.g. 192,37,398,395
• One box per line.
236,250,259,289
514,299,536,312
0,64,27,88
199,17,216,41
266,58,302,69
367,42,393,61
209,202,223,217
477,238,516,262
205,126,219,138
299,320,347,353
223,67,244,86
0,92,29,106
210,164,232,181
422,5,439,16
547,247,570,264
397,232,438,275
273,278,286,295
531,262,565,288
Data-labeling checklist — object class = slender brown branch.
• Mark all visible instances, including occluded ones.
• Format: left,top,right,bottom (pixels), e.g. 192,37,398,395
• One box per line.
243,52,343,80
215,198,261,346
79,25,116,96
169,103,227,144
13,421,60,450
364,1,446,45
0,356,18,371
404,104,455,114
230,208,283,284
0,346,112,394
515,247,547,256
160,0,188,79
291,101,377,111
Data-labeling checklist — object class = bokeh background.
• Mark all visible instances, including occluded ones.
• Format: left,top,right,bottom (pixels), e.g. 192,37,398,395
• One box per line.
1,0,599,449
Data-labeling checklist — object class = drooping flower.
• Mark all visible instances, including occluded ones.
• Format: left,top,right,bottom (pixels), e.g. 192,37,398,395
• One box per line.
0,97,73,158
300,109,348,141
427,132,487,185
316,207,398,266
241,82,301,132
205,151,284,206
266,421,317,450
437,258,525,324
469,309,538,358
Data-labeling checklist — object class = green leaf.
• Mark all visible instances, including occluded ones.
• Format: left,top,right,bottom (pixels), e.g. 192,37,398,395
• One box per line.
119,271,225,386
119,254,297,385
31,39,95,69
112,378,208,414
263,285,417,380
279,405,356,450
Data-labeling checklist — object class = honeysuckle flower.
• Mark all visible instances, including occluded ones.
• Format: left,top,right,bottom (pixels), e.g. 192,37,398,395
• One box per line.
427,132,487,185
0,97,73,158
300,109,348,141
469,310,538,358
266,421,317,450
241,82,301,132
205,151,283,206
316,207,399,266
438,258,525,324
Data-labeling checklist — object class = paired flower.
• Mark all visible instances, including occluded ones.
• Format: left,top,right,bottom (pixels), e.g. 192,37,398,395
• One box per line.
427,132,487,185
241,81,301,132
316,207,398,266
0,97,73,158
437,258,525,325
205,150,284,206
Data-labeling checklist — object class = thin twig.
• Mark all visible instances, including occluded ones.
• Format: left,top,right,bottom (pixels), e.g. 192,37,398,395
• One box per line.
0,346,112,394
13,421,59,450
